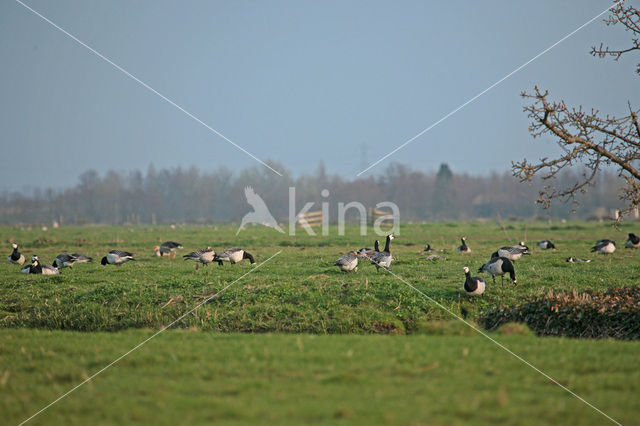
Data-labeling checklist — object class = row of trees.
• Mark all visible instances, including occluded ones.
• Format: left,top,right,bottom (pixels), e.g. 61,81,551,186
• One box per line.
0,162,627,225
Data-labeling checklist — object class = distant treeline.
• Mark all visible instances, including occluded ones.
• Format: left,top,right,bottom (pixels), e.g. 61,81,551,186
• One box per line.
0,162,626,225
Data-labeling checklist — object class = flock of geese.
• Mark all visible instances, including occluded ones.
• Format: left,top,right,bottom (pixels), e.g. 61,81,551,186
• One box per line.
8,231,640,296
7,240,257,274
335,233,640,297
334,234,395,273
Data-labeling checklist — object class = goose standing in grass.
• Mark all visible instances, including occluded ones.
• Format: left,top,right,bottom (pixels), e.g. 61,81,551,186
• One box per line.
335,251,360,272
357,240,380,260
537,240,556,250
101,250,136,266
214,248,256,266
478,256,517,285
183,247,216,270
7,243,25,265
625,233,640,249
154,241,183,258
53,253,80,269
22,255,60,275
457,237,471,254
591,239,616,254
463,266,486,296
492,243,530,261
371,234,395,271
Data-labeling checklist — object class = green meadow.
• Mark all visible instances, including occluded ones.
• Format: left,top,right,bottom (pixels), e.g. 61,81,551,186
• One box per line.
1,221,639,424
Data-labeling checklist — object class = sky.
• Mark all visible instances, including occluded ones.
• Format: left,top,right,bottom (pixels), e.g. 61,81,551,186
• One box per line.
1,0,638,191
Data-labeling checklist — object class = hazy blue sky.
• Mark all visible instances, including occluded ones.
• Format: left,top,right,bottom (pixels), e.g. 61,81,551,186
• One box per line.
1,0,638,190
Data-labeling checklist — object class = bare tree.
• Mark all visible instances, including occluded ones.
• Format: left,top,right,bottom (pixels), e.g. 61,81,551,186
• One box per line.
513,1,640,218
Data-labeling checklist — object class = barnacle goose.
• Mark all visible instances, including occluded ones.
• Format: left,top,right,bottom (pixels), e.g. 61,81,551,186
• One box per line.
492,243,530,261
8,243,25,265
53,253,79,269
101,250,136,266
371,234,395,271
537,240,556,250
625,233,640,249
463,266,486,296
214,248,256,266
457,237,471,253
425,254,446,261
154,241,183,258
478,256,517,285
357,240,380,260
53,253,92,269
22,255,60,275
335,251,360,272
183,247,216,270
591,239,616,254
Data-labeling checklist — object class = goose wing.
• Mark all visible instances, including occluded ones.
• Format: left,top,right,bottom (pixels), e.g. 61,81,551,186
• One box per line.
335,252,357,266
56,253,75,263
500,246,527,255
71,253,92,262
184,248,214,259
110,249,134,257
215,248,242,260
161,241,182,249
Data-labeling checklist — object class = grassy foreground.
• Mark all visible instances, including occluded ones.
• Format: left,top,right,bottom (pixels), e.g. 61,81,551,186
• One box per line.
2,328,639,425
1,221,638,333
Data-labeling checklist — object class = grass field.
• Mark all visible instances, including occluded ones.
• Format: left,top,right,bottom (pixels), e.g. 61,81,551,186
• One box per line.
1,221,638,332
3,330,640,425
1,221,639,424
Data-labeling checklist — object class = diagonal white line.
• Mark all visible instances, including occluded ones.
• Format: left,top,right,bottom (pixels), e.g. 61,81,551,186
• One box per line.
15,0,283,177
377,265,621,425
357,1,621,176
18,250,282,426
